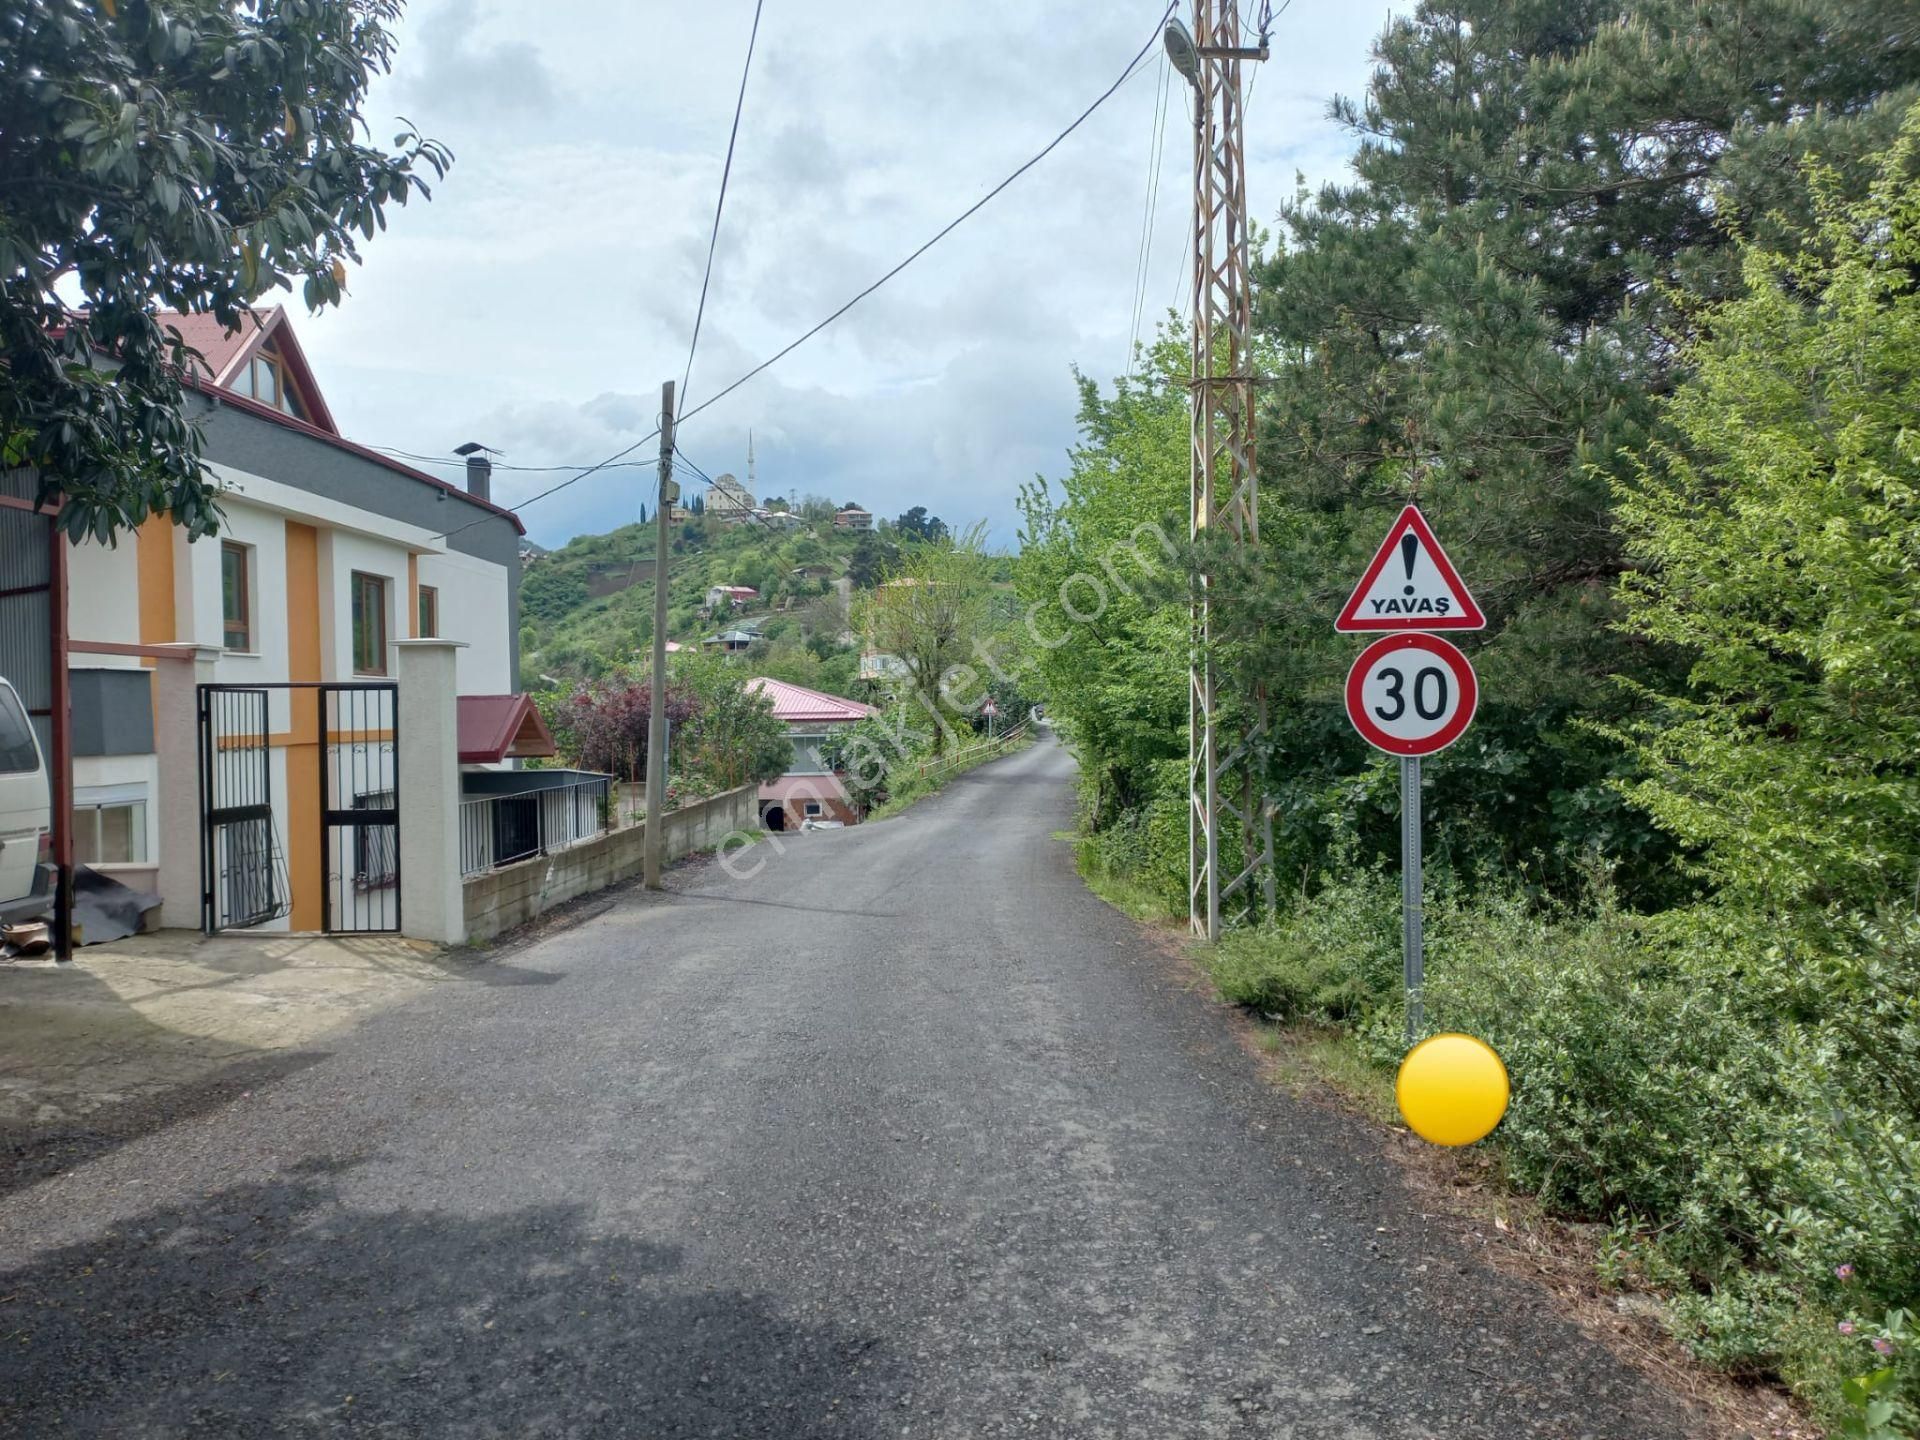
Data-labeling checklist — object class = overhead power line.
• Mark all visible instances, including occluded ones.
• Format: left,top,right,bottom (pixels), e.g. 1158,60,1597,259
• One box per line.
681,0,766,410
1125,51,1173,380
670,2,1176,436
427,2,1176,544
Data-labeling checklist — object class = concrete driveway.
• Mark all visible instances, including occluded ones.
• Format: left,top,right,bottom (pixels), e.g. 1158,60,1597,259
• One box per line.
0,930,492,1196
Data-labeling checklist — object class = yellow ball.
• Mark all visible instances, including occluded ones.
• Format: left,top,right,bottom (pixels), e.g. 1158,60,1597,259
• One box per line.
1396,1033,1510,1147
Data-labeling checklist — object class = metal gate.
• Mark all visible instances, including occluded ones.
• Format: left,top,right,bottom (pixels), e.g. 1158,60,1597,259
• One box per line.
199,686,288,931
197,681,400,935
320,682,400,934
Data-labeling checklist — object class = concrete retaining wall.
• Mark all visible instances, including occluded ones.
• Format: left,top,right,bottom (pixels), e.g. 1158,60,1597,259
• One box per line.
461,785,756,943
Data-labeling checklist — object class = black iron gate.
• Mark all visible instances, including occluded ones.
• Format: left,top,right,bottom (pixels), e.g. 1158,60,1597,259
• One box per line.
320,682,400,935
199,686,288,931
197,681,401,935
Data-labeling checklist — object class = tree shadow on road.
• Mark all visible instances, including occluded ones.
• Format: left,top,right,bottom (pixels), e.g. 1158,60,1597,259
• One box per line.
0,1162,906,1438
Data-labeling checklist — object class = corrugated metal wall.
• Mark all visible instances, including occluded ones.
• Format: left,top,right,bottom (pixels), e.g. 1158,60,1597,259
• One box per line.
0,469,54,755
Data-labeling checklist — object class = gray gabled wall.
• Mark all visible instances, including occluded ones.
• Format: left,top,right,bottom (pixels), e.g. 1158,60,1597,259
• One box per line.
191,393,523,687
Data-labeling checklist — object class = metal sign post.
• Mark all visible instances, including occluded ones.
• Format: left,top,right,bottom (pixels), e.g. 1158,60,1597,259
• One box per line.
1339,508,1484,1043
1401,755,1423,1040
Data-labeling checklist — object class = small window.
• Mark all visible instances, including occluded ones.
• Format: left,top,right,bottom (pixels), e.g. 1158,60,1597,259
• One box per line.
417,584,438,639
351,571,388,675
0,686,40,774
249,355,279,407
221,542,251,651
74,795,148,866
803,802,824,818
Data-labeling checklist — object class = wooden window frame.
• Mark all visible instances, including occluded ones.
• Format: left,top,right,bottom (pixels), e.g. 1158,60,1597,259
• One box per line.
417,583,439,639
351,571,389,676
221,541,252,651
245,346,308,422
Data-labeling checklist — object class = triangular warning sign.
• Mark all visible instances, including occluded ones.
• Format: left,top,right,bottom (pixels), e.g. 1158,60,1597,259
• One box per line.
1335,505,1485,632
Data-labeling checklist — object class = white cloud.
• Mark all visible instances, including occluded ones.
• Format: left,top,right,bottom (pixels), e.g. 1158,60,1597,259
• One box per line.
294,0,1388,549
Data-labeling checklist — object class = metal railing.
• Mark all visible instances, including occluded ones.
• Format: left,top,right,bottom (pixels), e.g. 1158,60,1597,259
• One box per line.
460,776,611,878
912,719,1032,784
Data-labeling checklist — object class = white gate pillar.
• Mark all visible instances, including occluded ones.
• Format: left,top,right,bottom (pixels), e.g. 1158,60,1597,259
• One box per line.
394,639,467,945
152,644,220,929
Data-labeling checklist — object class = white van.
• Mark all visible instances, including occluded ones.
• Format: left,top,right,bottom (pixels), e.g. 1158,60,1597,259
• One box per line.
0,678,52,924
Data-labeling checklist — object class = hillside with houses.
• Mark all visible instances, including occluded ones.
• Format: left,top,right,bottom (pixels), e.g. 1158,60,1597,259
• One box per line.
516,494,947,697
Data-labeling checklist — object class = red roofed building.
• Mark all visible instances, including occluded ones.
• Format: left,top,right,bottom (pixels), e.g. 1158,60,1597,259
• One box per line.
457,695,557,766
744,678,876,830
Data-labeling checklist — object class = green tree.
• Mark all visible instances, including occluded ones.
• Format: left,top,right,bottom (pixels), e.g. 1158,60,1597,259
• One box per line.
858,524,992,755
845,531,899,588
675,653,790,792
1612,113,1920,915
893,505,948,543
1015,346,1187,829
1,0,450,541
1239,0,1920,899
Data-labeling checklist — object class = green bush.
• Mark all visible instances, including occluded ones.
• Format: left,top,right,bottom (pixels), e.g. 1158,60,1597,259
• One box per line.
1199,876,1920,1428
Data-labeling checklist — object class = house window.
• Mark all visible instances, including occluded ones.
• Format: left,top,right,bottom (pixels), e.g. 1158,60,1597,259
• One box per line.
787,732,832,775
417,584,438,638
242,349,307,421
351,571,388,675
803,801,823,818
74,785,148,866
221,542,251,651
245,354,279,407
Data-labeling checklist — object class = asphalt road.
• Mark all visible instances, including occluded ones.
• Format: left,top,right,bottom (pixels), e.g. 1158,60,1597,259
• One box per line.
0,735,1696,1438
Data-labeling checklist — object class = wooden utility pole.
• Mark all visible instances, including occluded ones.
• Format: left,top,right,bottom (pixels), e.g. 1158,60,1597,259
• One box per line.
643,381,675,889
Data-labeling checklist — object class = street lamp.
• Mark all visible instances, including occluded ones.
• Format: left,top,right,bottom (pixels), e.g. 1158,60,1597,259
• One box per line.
1164,13,1271,88
1163,17,1200,86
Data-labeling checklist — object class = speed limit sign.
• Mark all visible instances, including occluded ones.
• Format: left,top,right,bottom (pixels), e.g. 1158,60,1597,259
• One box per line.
1345,633,1478,757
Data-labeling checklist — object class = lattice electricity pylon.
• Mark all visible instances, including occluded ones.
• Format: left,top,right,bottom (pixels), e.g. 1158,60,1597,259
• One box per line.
1182,0,1275,940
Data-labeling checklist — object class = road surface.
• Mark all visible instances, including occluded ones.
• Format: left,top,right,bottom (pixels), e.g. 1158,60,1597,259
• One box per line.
0,736,1694,1437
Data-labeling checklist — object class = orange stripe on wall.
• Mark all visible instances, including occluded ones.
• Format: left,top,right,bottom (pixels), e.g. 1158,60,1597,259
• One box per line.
135,515,177,667
284,522,324,931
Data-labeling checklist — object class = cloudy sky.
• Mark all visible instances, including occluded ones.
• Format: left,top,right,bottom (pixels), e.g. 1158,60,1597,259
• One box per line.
294,1,1388,549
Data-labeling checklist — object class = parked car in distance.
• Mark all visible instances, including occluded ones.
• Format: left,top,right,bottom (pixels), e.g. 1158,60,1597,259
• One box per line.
0,677,52,924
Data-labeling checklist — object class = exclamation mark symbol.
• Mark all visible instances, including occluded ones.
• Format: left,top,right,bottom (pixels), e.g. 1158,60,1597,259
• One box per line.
1401,534,1418,596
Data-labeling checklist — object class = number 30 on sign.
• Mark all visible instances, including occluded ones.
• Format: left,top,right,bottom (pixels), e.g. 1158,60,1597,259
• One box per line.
1345,633,1478,757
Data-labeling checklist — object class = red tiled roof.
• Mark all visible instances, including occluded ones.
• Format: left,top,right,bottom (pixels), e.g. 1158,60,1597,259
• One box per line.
746,677,876,725
457,694,556,764
159,309,261,384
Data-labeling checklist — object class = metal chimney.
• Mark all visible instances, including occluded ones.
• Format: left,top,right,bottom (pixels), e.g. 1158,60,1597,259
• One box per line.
454,441,494,502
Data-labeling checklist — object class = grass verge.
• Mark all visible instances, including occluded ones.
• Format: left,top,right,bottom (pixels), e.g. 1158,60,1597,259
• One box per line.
865,733,1035,823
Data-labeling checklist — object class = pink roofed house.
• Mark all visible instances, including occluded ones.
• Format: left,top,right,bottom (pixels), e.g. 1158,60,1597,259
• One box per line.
745,678,876,831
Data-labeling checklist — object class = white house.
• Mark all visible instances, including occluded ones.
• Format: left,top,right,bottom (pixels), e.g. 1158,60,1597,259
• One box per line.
64,306,529,935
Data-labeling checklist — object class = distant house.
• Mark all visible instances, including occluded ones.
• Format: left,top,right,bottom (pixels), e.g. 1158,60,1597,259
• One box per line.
706,473,757,523
703,629,757,653
704,584,758,612
858,652,910,683
746,678,876,830
832,507,873,532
